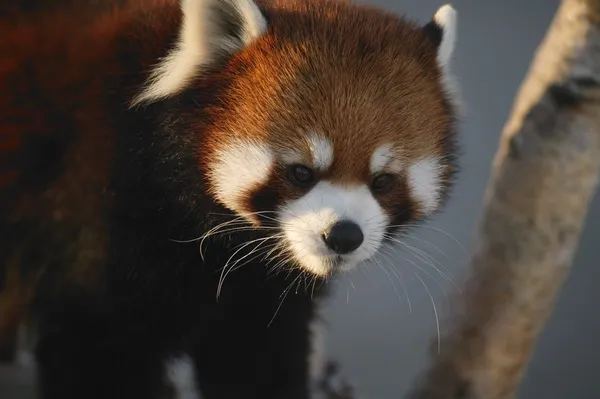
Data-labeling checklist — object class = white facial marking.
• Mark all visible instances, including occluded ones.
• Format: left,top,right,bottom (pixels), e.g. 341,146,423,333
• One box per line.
408,156,443,214
308,135,334,170
370,144,403,174
279,181,388,276
370,144,392,173
165,355,202,399
281,148,303,165
131,0,267,106
209,140,273,217
281,135,333,170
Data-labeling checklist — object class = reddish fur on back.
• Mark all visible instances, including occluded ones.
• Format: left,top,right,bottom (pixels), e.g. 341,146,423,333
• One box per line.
0,0,182,351
0,0,180,194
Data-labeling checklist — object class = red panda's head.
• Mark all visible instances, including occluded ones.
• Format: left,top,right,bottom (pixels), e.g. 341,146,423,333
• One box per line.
134,0,460,277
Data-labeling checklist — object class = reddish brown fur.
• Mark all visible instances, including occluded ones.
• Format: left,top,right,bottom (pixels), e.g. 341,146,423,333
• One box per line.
0,0,182,351
196,0,454,217
0,0,178,194
0,0,457,369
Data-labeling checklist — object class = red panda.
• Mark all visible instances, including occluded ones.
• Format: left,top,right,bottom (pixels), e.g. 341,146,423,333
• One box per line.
0,0,460,398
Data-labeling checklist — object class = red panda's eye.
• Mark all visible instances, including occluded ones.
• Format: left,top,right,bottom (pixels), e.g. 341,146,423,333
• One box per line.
288,164,315,187
370,173,394,193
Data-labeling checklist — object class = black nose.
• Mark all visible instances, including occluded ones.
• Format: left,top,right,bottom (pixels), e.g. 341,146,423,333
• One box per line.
322,220,364,255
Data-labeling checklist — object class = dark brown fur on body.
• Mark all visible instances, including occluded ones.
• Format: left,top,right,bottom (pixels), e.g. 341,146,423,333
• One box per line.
0,0,459,397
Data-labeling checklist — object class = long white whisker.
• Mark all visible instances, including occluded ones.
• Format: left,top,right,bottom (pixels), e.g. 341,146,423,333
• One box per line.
372,256,406,309
262,239,288,262
170,210,282,259
399,239,462,296
383,235,454,283
414,273,440,355
382,242,445,289
200,224,281,260
376,250,412,313
381,245,448,308
226,240,284,275
171,219,247,243
401,233,450,259
217,235,280,299
222,234,283,271
200,219,251,260
268,274,302,327
392,223,471,262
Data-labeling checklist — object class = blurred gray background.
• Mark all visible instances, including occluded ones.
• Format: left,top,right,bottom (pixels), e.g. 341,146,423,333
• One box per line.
2,0,599,398
322,0,600,398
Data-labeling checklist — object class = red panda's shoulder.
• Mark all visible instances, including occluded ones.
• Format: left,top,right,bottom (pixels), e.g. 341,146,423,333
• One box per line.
0,1,183,344
0,0,180,197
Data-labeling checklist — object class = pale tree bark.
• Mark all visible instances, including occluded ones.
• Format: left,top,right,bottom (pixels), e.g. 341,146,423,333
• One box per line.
406,0,600,398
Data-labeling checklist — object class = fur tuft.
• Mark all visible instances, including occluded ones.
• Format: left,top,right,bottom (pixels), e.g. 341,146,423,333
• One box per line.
423,4,462,113
433,4,457,68
131,0,267,106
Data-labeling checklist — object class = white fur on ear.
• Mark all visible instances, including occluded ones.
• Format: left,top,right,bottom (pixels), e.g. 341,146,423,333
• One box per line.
131,0,267,106
428,4,463,114
433,4,457,68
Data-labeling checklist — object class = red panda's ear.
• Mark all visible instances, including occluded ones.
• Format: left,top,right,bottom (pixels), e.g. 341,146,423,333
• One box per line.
422,4,457,69
131,0,267,106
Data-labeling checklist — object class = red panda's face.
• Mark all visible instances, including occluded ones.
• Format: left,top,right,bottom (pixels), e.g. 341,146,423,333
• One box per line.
135,0,460,276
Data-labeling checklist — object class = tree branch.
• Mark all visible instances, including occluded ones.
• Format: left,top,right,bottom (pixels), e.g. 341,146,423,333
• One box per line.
406,0,600,397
